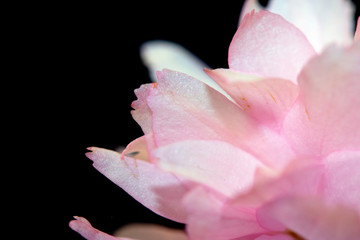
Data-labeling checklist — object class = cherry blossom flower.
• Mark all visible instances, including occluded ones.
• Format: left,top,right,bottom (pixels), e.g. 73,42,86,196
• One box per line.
71,0,360,239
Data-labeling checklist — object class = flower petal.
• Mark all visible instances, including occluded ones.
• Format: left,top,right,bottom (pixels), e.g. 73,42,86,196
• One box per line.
283,43,360,158
69,216,132,240
239,0,264,24
121,136,149,162
267,0,355,51
231,158,323,208
355,17,360,42
256,196,360,240
131,83,153,135
206,68,298,131
254,234,293,240
322,151,360,214
113,223,187,240
229,10,316,83
183,187,265,240
154,140,265,197
148,69,295,170
140,40,233,101
85,147,189,223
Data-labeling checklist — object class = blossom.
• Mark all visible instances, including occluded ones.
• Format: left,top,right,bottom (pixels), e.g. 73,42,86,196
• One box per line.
71,0,360,239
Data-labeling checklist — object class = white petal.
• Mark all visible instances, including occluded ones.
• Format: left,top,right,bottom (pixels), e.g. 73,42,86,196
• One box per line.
267,0,355,52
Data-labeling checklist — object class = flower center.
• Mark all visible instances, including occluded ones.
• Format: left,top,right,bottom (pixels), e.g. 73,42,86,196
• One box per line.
286,229,305,240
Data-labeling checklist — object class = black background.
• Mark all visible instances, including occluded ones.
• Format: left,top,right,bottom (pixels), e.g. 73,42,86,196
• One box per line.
62,1,360,239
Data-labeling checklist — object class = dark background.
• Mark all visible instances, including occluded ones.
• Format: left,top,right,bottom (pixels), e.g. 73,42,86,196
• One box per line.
62,1,360,239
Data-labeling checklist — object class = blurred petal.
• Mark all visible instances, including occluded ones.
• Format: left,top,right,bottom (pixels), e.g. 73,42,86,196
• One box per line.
267,0,355,51
256,196,360,240
239,0,264,24
184,187,265,240
86,147,189,223
322,151,360,214
154,140,265,197
120,136,149,162
114,223,187,240
229,10,316,83
355,17,360,41
140,40,233,101
206,68,298,130
69,216,132,240
283,43,360,158
148,69,294,170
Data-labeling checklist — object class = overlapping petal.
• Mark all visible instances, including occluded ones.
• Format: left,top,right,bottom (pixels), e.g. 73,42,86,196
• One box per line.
73,1,360,239
283,42,360,158
154,140,264,197
183,187,265,240
206,68,298,130
229,10,316,83
85,147,189,223
256,196,360,240
147,69,295,170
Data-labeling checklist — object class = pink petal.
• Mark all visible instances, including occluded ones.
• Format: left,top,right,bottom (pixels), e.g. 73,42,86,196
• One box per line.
148,69,294,170
229,10,316,83
267,0,355,52
114,223,187,240
231,158,323,208
254,234,293,240
283,43,360,158
85,147,189,223
69,216,132,240
355,17,360,42
183,187,265,240
148,69,251,146
239,0,263,24
131,83,154,135
120,136,149,162
321,151,360,214
256,196,360,240
140,40,233,101
154,140,265,197
206,68,298,131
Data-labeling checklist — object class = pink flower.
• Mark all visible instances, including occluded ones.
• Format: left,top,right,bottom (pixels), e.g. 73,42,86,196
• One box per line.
71,0,360,239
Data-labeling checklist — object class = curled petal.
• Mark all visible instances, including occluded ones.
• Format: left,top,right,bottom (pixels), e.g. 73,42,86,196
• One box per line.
229,10,316,83
86,147,189,223
69,216,132,240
